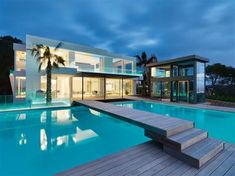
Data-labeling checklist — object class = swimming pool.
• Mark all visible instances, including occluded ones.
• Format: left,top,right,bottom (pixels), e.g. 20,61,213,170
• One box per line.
114,101,235,144
0,106,149,176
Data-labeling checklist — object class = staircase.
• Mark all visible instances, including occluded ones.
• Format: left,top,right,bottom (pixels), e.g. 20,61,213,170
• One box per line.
145,128,224,168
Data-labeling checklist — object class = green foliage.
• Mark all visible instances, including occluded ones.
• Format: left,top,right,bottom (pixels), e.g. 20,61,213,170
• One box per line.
206,63,235,103
207,95,235,103
0,35,22,44
206,63,235,86
29,43,65,103
135,52,157,96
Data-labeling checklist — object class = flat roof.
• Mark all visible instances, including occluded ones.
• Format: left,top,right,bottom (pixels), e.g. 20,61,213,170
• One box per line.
26,35,135,61
147,55,209,67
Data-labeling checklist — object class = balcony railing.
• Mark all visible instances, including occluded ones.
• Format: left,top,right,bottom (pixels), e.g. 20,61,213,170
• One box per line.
0,93,70,112
76,66,142,76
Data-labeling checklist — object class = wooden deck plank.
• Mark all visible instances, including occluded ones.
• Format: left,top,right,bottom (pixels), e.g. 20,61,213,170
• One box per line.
224,164,235,176
57,141,235,176
209,152,235,176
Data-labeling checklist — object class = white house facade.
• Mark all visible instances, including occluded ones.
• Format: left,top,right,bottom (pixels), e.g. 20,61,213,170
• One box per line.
11,35,141,104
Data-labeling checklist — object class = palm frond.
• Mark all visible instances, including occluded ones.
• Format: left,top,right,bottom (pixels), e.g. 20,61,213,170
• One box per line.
54,42,63,51
52,62,59,69
54,55,65,66
38,62,43,72
141,52,147,64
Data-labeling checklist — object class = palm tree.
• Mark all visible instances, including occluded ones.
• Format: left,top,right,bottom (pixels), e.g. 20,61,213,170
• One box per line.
136,52,157,96
30,43,65,104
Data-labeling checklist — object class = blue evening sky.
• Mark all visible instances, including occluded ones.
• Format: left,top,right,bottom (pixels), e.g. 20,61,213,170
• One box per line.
0,0,234,66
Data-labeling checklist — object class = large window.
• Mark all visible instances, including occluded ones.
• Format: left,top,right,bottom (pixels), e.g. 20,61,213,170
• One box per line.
196,62,205,102
41,76,69,99
196,62,205,93
75,53,101,72
15,77,26,98
106,78,122,98
72,77,82,99
178,65,193,76
151,81,170,98
151,66,170,78
83,77,104,100
15,51,26,71
123,79,133,96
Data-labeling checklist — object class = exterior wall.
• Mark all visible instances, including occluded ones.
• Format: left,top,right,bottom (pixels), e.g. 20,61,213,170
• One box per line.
25,35,138,102
13,43,26,102
149,58,207,103
25,37,41,101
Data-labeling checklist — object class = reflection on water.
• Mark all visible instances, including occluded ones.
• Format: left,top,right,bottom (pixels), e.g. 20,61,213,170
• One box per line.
0,106,148,175
4,108,99,151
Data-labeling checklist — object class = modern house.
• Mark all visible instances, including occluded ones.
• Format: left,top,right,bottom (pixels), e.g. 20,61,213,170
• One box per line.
147,55,209,103
10,35,141,103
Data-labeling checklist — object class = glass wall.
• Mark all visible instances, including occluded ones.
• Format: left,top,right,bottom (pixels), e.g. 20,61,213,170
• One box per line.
151,66,170,78
74,53,101,72
106,78,122,99
123,79,133,96
178,65,193,76
196,62,205,102
152,81,161,97
15,51,26,71
178,81,188,102
83,77,104,100
15,77,26,98
72,77,82,99
56,77,70,98
40,76,69,99
171,81,178,102
151,81,170,99
40,75,134,100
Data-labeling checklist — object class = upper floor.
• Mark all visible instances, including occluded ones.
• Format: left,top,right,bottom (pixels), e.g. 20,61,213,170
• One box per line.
147,55,209,79
12,35,140,76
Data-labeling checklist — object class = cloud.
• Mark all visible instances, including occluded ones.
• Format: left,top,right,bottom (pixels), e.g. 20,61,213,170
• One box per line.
0,0,234,66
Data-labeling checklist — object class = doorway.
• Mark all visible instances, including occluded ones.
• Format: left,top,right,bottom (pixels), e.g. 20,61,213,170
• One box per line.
178,81,189,102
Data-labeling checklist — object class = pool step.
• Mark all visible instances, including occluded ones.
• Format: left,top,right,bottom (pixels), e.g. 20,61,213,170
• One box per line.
168,128,208,150
164,138,224,168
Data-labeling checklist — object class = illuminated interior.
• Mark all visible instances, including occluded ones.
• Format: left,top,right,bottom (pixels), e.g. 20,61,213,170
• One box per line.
40,76,134,100
15,77,26,98
15,51,26,71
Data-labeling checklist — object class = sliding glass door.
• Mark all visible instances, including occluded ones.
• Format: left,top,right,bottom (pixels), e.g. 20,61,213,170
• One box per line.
178,81,189,102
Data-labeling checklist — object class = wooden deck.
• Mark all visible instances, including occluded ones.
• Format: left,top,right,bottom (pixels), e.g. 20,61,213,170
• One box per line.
75,100,194,137
57,140,235,176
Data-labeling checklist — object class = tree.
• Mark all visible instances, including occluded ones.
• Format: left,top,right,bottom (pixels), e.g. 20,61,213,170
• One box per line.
206,63,227,87
0,36,23,101
136,52,158,96
0,35,22,44
30,43,65,104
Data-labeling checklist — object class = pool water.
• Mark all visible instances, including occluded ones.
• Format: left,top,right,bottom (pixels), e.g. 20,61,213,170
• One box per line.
114,101,235,144
0,106,149,176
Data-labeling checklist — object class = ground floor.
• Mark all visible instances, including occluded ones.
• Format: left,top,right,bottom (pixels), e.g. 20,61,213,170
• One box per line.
151,79,205,103
11,72,136,103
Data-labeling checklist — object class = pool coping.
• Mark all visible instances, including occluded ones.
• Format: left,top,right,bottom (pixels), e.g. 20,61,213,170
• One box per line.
0,104,71,113
127,96,235,113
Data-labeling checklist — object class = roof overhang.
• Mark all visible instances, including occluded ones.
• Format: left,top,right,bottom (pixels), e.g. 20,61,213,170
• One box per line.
76,71,141,78
147,55,209,67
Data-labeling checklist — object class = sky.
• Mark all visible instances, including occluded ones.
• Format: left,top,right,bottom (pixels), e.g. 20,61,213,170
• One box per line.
0,0,235,66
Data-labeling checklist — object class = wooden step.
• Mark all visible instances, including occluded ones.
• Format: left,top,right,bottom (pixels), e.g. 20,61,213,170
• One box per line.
168,128,208,150
164,138,224,168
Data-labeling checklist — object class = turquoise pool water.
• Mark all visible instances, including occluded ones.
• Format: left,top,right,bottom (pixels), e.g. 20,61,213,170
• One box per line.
0,106,149,176
114,101,235,144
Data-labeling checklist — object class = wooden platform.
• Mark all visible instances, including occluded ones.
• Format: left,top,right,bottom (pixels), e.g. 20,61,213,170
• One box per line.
57,141,235,176
73,100,224,168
